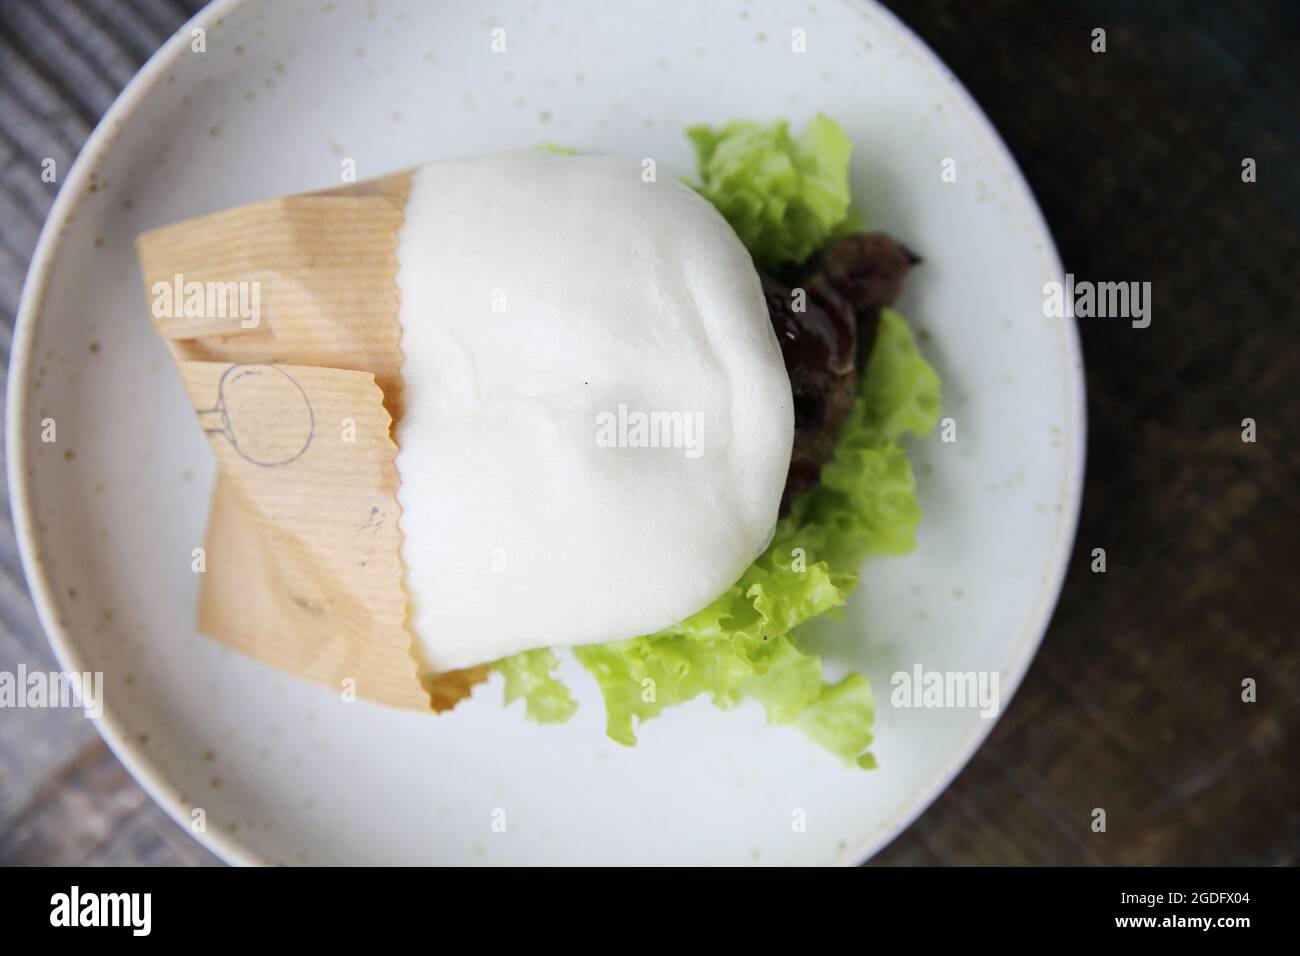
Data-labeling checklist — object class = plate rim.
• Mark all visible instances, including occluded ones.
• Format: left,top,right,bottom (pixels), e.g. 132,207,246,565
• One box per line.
832,0,1085,865
5,0,262,867
5,0,1085,867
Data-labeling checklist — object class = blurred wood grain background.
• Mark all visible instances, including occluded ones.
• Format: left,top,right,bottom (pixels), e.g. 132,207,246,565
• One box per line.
0,0,1296,866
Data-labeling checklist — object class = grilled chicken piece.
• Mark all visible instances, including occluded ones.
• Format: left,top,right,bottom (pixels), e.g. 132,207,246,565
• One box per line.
766,231,920,512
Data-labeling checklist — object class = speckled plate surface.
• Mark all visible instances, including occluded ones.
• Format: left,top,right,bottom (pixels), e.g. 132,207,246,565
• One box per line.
8,0,1083,865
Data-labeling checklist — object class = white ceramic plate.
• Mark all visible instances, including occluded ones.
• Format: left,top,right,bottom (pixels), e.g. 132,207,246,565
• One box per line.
8,0,1083,865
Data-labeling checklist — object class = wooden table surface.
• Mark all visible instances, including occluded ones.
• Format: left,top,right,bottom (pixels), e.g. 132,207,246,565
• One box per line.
1,0,1296,866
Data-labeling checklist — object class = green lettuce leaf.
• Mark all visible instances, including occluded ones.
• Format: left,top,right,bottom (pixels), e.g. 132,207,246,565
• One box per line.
685,114,853,270
496,647,577,723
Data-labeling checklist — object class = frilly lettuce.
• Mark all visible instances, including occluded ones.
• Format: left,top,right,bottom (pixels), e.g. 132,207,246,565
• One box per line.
496,647,577,724
685,114,853,271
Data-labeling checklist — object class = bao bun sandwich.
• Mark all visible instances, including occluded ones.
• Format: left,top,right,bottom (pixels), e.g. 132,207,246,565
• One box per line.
142,116,940,767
